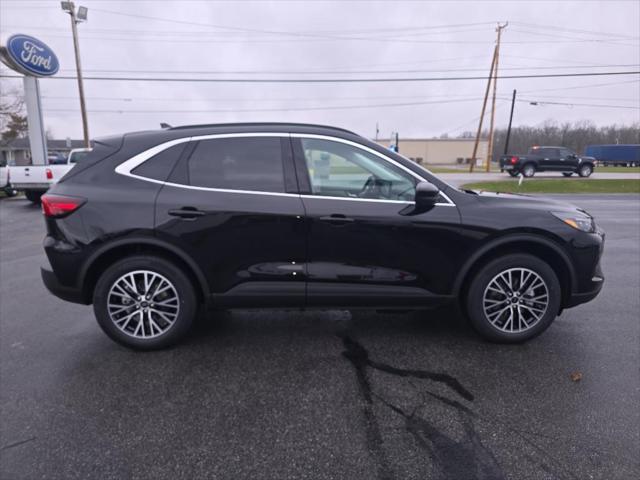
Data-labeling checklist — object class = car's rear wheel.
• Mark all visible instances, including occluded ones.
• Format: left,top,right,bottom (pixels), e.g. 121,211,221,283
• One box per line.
25,190,44,204
562,172,573,177
578,164,593,177
466,254,561,343
93,255,197,350
522,164,536,177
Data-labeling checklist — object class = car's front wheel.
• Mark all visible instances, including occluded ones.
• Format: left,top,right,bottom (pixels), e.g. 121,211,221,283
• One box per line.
578,164,593,177
93,255,197,350
466,254,561,343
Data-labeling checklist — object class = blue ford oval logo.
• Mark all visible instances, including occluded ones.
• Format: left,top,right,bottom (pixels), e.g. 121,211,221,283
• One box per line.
5,34,59,77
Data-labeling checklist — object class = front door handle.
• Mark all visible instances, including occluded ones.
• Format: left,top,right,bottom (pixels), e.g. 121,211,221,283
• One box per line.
319,214,354,225
168,207,205,219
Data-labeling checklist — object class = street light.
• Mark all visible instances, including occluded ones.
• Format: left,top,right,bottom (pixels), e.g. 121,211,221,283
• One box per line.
61,1,90,148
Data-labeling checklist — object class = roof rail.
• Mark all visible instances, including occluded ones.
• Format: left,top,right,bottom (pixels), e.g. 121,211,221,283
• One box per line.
168,122,357,135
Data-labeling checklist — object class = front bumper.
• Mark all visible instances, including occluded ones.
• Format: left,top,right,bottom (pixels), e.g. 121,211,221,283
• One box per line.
566,242,605,308
41,265,89,304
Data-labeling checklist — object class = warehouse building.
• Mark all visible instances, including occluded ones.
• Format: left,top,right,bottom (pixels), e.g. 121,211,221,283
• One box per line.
376,138,489,166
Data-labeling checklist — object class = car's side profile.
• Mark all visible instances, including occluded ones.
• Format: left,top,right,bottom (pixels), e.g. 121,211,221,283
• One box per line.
499,146,596,178
41,123,605,349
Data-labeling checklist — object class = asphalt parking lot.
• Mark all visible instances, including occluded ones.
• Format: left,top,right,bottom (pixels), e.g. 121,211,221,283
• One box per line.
1,194,639,480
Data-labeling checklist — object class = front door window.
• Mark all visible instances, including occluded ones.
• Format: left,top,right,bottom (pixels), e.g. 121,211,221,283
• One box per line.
300,138,416,201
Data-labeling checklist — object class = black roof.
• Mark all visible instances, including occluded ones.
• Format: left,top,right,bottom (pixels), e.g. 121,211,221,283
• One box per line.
117,122,362,147
168,122,357,135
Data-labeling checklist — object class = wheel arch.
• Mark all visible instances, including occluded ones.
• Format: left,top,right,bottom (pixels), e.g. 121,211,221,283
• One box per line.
454,233,577,309
80,237,209,304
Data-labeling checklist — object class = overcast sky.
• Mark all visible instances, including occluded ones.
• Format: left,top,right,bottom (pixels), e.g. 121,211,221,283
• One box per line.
1,0,639,141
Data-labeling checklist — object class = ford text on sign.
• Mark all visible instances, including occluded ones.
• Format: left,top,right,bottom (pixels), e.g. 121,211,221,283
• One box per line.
4,34,59,77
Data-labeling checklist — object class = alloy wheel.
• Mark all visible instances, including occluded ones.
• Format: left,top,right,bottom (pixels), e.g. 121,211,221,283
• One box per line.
107,270,180,339
482,268,549,333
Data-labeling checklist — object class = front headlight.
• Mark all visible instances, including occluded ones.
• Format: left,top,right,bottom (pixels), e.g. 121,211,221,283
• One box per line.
550,211,596,233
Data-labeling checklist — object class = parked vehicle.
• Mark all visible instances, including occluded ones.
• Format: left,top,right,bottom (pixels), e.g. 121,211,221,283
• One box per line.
9,148,91,203
584,144,640,167
499,146,596,178
40,123,605,349
0,159,18,197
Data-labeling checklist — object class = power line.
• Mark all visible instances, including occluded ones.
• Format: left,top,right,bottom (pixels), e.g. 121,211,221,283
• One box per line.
2,70,638,83
40,97,488,114
517,98,639,110
510,20,639,40
509,26,639,46
40,64,639,75
520,78,640,93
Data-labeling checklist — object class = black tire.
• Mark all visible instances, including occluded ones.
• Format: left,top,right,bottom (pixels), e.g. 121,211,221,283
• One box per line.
508,170,518,177
466,254,562,343
93,255,197,350
3,187,17,197
578,164,593,178
521,163,536,177
562,172,573,177
25,190,44,204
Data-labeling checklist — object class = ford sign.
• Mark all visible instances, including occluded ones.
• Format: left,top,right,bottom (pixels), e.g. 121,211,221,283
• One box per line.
2,34,59,77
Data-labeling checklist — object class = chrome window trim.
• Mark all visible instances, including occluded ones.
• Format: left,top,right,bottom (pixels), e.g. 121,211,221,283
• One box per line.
114,131,456,207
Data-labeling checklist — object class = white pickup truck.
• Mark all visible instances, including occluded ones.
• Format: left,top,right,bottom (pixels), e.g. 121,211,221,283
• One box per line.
9,148,91,203
1,160,18,197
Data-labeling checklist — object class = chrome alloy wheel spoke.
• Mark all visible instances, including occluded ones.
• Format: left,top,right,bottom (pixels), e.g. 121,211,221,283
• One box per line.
482,267,549,333
107,270,180,339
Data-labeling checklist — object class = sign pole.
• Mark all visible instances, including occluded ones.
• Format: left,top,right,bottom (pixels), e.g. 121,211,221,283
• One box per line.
22,76,47,166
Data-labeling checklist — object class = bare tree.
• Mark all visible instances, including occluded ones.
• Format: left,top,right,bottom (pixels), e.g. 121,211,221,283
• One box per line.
0,80,27,142
462,120,640,160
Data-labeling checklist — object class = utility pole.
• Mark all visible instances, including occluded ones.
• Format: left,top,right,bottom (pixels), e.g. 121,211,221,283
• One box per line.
503,89,517,154
469,49,497,172
61,2,90,148
485,22,507,172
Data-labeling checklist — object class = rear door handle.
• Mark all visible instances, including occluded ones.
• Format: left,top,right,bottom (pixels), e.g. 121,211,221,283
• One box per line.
319,214,354,225
168,207,205,219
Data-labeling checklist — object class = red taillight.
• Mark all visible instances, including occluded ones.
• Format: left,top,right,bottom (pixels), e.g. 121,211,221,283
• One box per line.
46,168,53,180
510,156,518,164
41,194,86,218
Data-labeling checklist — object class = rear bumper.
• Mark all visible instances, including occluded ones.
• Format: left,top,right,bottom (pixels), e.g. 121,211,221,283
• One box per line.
12,183,50,190
41,265,89,305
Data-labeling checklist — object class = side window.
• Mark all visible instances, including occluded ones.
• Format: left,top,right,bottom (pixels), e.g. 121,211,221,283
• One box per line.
300,138,416,201
547,148,561,158
187,137,284,193
559,148,573,158
132,143,186,181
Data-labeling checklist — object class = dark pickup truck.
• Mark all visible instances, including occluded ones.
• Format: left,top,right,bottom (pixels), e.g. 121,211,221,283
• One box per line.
499,146,596,178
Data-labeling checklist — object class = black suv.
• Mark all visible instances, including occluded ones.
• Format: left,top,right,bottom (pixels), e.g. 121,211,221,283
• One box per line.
41,123,604,349
499,146,596,178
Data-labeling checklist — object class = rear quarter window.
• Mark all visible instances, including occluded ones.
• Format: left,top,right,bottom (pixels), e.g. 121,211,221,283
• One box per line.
132,143,187,181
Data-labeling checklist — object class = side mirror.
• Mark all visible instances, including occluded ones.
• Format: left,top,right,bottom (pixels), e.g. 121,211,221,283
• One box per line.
414,181,440,209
